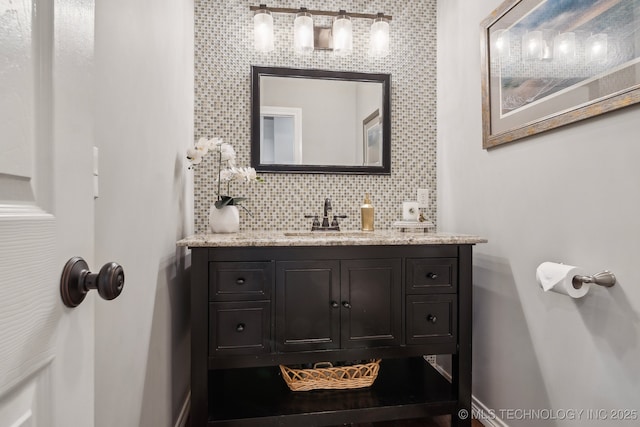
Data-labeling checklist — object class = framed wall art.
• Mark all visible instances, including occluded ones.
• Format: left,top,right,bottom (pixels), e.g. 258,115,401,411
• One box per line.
481,0,640,148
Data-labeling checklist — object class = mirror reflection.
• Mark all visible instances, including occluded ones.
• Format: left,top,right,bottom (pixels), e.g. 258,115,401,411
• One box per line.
251,67,391,174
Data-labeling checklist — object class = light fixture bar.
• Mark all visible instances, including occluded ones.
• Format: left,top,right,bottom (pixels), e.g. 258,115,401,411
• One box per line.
249,5,392,21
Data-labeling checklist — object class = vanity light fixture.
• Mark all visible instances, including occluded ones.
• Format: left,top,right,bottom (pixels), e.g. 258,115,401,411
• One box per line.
254,4,274,53
332,10,353,56
522,30,548,60
553,32,576,62
491,29,510,58
249,5,392,57
369,13,390,58
586,33,608,64
294,8,314,54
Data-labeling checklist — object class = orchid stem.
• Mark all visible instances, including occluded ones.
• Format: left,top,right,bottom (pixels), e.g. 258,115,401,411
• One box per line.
239,204,253,217
217,149,222,201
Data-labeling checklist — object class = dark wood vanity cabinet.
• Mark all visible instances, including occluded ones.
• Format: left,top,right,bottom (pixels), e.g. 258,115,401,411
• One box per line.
189,244,474,427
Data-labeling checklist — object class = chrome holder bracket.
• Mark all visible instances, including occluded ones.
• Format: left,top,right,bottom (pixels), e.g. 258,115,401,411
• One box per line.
572,270,616,289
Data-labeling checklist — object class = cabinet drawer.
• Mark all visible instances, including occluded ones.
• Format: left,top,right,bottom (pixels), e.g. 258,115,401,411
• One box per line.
406,295,457,345
209,261,274,301
209,302,271,355
406,258,457,293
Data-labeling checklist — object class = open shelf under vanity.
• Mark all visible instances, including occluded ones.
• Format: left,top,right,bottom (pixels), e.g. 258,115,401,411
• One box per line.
208,357,455,426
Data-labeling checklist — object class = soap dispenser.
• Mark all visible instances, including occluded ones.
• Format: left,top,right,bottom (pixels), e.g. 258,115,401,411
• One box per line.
361,194,374,231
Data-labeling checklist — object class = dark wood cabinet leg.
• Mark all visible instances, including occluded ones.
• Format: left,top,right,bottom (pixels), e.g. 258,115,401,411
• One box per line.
452,245,472,427
191,249,209,426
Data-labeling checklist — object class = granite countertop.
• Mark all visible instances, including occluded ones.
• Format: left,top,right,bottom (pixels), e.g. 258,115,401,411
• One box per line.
177,230,487,247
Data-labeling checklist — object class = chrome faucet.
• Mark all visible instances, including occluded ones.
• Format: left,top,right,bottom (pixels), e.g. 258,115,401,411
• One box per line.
304,198,346,231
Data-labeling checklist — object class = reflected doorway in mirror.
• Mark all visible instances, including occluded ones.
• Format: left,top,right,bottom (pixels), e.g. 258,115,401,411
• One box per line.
260,106,302,165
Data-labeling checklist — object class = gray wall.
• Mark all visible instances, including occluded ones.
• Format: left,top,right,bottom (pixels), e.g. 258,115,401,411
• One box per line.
194,0,438,233
438,1,640,425
94,0,193,426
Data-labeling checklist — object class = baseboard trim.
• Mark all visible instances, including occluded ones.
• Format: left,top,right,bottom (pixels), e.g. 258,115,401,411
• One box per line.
430,362,508,427
471,395,509,427
175,391,191,427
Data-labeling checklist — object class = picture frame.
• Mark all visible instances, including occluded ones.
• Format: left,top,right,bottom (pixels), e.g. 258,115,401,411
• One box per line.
363,109,382,166
481,0,640,149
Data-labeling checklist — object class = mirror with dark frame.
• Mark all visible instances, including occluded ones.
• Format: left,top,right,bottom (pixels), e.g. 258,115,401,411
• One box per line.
251,66,391,174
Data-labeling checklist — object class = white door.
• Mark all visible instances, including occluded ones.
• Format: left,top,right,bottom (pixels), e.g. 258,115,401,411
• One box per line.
0,1,97,426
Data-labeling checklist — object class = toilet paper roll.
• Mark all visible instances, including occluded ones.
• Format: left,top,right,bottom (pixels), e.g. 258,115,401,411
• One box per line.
535,262,590,298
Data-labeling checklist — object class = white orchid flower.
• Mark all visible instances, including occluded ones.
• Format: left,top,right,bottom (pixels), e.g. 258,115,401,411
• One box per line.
219,168,235,182
235,167,257,182
219,143,236,163
196,137,208,149
195,138,209,155
187,137,263,212
186,147,203,164
209,137,223,149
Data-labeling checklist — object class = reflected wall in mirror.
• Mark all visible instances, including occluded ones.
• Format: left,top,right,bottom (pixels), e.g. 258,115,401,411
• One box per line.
251,66,391,174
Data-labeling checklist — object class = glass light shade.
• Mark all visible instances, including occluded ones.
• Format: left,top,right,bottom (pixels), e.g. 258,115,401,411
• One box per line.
586,33,608,64
492,29,510,58
294,11,314,54
369,15,390,58
332,12,353,56
254,9,274,52
522,30,545,61
553,32,576,61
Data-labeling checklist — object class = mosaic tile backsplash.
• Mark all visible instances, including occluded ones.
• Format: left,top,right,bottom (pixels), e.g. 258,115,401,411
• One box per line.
194,0,437,233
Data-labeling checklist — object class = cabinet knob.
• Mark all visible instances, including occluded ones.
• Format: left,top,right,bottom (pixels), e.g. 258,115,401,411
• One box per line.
426,272,439,280
427,314,437,324
342,301,352,309
236,277,245,285
236,323,245,332
331,301,339,308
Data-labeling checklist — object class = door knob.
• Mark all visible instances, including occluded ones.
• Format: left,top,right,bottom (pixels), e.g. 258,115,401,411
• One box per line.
60,257,125,307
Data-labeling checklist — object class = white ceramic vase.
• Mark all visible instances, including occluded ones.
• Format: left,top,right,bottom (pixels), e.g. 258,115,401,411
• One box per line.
209,204,240,233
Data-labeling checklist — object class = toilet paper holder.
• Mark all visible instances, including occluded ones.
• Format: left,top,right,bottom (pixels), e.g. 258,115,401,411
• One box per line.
572,270,616,290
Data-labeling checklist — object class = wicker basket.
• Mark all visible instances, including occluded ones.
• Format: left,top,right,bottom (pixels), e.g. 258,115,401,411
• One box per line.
279,360,381,392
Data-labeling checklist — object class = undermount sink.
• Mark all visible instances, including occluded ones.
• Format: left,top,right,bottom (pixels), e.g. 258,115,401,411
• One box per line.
283,231,374,238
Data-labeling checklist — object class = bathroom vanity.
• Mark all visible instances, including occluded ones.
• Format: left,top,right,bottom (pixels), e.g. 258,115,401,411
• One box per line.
177,231,486,427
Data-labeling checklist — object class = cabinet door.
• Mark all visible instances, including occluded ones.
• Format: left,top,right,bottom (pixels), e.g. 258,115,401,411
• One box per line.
340,259,402,348
276,260,340,352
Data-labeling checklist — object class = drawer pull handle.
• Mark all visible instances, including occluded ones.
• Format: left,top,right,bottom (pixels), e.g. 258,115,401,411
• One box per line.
427,314,437,324
331,301,339,308
236,278,246,285
342,301,352,309
236,323,245,332
426,272,439,280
